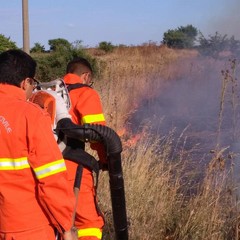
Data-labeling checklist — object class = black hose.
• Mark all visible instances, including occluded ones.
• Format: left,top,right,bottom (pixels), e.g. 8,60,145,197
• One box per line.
108,153,128,240
56,118,128,240
57,118,122,154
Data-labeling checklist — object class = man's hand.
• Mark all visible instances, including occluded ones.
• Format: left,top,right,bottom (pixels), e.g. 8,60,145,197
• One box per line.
63,227,78,240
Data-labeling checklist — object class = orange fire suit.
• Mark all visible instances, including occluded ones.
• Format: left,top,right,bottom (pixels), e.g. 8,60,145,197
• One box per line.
0,84,75,239
63,73,106,240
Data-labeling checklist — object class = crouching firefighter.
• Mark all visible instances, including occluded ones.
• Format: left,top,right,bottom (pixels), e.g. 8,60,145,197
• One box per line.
30,78,128,240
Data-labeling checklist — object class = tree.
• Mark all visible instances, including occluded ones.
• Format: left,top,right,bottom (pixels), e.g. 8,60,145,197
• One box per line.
0,34,17,53
30,42,45,53
48,38,71,52
162,25,198,49
198,32,240,58
98,41,115,53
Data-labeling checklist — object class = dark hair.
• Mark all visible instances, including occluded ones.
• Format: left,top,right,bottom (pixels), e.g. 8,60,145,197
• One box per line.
66,57,93,75
0,49,37,87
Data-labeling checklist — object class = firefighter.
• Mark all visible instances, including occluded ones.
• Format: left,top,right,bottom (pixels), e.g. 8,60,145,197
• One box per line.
0,49,77,240
63,57,106,240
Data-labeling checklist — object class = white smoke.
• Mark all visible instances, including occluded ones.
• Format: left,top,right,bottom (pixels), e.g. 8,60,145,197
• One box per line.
204,0,240,40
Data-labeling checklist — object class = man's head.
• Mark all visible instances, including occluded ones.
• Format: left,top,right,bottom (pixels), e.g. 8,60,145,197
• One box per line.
66,57,93,86
0,49,37,99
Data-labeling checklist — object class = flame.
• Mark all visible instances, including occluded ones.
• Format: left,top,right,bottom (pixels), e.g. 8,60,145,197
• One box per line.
117,127,142,148
125,133,141,147
117,128,126,137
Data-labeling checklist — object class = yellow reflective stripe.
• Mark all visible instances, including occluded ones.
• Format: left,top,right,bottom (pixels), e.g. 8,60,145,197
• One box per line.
34,159,66,179
81,113,105,124
0,157,30,170
78,228,102,239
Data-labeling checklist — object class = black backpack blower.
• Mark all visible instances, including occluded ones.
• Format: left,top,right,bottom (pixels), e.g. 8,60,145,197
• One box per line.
56,118,129,240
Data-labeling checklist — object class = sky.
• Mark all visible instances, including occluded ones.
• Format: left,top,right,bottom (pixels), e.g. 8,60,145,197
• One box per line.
0,0,239,50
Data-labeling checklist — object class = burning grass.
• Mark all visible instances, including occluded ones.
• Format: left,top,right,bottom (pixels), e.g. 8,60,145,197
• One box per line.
89,46,240,239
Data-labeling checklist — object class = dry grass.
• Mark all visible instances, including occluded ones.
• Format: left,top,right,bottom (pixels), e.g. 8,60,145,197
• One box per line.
87,46,240,239
98,133,235,240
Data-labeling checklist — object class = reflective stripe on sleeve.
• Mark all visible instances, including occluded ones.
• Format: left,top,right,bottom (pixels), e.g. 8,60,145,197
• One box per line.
0,157,30,170
81,113,105,124
78,228,102,239
34,159,66,179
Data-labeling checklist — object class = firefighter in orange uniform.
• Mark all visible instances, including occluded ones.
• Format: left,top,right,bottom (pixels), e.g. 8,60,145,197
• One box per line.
63,57,106,240
0,49,77,240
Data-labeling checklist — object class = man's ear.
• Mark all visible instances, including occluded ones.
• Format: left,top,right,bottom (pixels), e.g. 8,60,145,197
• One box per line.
20,78,28,90
81,73,88,84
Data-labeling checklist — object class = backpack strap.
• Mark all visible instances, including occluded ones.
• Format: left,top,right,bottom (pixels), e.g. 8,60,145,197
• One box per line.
67,83,92,92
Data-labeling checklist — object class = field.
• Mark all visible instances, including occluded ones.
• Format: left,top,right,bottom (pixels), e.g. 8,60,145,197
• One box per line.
87,45,240,240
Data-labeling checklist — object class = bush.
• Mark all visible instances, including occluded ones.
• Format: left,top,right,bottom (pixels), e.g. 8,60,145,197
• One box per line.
197,32,240,58
162,25,198,49
48,38,71,52
0,34,17,53
30,42,45,53
98,41,115,53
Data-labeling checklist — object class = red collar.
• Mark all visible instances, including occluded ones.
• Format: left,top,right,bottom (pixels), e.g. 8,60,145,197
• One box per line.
63,74,83,85
0,84,25,100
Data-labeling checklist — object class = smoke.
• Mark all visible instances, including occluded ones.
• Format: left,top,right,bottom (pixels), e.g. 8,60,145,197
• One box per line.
128,57,240,164
204,0,240,40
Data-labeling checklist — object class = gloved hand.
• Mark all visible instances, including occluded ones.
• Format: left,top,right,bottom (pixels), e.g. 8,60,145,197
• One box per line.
44,90,71,123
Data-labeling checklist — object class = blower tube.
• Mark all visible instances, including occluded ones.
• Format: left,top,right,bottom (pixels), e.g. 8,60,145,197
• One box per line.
56,118,128,240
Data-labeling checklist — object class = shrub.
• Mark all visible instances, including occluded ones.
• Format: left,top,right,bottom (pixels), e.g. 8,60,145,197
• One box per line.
162,25,198,49
0,34,17,53
197,32,240,58
98,41,115,53
30,42,45,53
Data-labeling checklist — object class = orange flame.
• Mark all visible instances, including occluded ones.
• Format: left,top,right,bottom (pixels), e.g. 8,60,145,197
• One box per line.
117,127,142,148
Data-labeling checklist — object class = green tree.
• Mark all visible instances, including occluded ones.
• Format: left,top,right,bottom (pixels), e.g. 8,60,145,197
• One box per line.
30,42,45,53
48,38,71,52
98,41,115,53
0,34,17,53
162,25,198,49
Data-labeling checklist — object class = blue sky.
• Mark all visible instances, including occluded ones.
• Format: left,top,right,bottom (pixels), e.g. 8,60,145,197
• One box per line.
0,0,239,49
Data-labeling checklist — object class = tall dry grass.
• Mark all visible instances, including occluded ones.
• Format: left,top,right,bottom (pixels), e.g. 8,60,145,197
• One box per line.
88,46,240,239
97,132,235,240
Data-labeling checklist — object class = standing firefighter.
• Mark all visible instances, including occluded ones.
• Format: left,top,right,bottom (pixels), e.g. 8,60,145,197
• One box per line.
30,78,129,240
63,57,106,240
0,49,77,240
